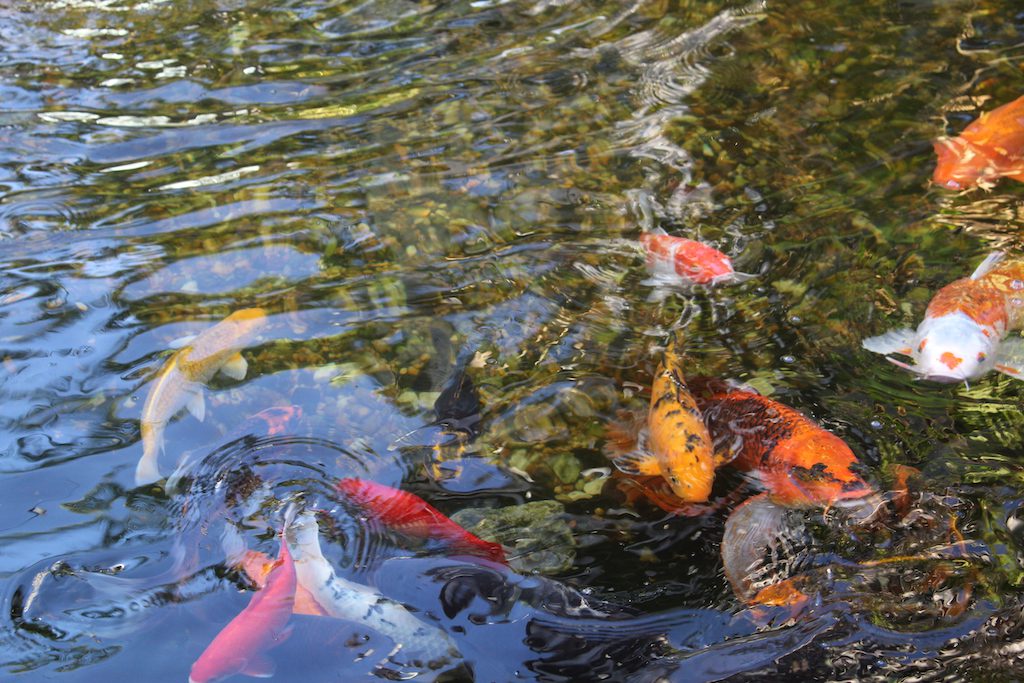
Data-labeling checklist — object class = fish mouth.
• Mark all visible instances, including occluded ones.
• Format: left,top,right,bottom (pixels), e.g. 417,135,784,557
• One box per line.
884,356,964,383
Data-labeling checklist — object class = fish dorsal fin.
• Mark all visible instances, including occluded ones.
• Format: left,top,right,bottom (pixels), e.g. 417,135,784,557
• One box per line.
220,352,249,380
971,251,1005,279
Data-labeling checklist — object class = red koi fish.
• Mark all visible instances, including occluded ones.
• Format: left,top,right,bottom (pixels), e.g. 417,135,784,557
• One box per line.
249,405,303,436
237,549,327,618
639,227,752,288
189,520,296,683
933,94,1024,190
335,478,507,564
862,252,1024,382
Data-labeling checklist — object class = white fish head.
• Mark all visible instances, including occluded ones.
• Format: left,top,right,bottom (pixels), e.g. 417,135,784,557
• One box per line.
902,313,999,382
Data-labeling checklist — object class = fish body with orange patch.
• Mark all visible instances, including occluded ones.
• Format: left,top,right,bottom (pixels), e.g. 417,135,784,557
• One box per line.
639,227,752,289
863,252,1024,382
189,519,296,683
933,95,1024,190
605,336,719,503
335,478,507,564
696,389,873,508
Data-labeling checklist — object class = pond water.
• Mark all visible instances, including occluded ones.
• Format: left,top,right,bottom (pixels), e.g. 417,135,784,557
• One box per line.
2,0,1024,681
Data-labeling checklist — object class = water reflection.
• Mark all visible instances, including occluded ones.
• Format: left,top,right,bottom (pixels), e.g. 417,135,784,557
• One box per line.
2,0,1024,679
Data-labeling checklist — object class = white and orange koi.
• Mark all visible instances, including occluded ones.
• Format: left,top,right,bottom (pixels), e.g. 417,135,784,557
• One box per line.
639,227,753,296
189,514,296,683
137,308,267,485
862,252,1024,382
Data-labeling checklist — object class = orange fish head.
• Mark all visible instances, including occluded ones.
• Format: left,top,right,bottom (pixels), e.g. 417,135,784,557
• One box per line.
769,431,874,507
661,459,715,503
932,137,995,190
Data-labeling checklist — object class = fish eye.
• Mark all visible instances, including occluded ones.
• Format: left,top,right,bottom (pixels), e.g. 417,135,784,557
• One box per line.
978,352,987,362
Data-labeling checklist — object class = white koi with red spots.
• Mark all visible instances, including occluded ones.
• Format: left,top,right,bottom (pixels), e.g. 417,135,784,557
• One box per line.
863,252,1024,382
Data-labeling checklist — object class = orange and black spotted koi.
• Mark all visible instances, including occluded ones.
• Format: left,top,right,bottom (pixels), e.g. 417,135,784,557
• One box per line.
695,388,874,508
606,335,719,503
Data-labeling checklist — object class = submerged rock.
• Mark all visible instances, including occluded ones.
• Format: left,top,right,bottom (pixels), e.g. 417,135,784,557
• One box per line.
451,500,576,575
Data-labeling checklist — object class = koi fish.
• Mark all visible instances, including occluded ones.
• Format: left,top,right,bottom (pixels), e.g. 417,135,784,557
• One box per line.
692,385,877,606
933,94,1024,190
862,252,1024,382
696,386,874,508
605,335,719,503
285,510,459,670
237,549,328,618
639,227,752,289
137,308,267,486
335,478,507,564
189,514,296,683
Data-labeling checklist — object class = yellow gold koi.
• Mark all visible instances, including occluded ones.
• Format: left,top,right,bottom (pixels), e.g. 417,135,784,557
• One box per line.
137,308,267,486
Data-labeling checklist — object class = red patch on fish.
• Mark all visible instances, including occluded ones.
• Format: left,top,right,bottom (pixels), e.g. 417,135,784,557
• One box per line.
336,478,507,564
640,231,738,285
933,95,1024,190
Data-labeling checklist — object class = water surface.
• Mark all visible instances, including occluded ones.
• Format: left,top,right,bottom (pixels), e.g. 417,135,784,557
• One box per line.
2,0,1024,680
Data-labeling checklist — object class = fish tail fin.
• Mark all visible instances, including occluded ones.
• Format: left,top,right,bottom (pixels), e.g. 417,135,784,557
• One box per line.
684,375,735,397
135,432,163,486
721,270,757,284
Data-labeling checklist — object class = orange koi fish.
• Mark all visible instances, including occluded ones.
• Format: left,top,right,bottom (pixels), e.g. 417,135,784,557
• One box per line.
138,308,267,486
933,94,1024,190
335,478,507,564
695,385,876,606
189,516,296,683
640,227,752,288
696,387,874,508
605,335,719,504
862,252,1024,382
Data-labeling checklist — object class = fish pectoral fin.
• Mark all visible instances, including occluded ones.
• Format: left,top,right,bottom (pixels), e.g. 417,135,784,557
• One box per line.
994,338,1024,378
861,328,915,356
167,334,197,349
241,654,276,678
970,251,1005,279
610,449,662,477
219,352,249,380
185,388,206,422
